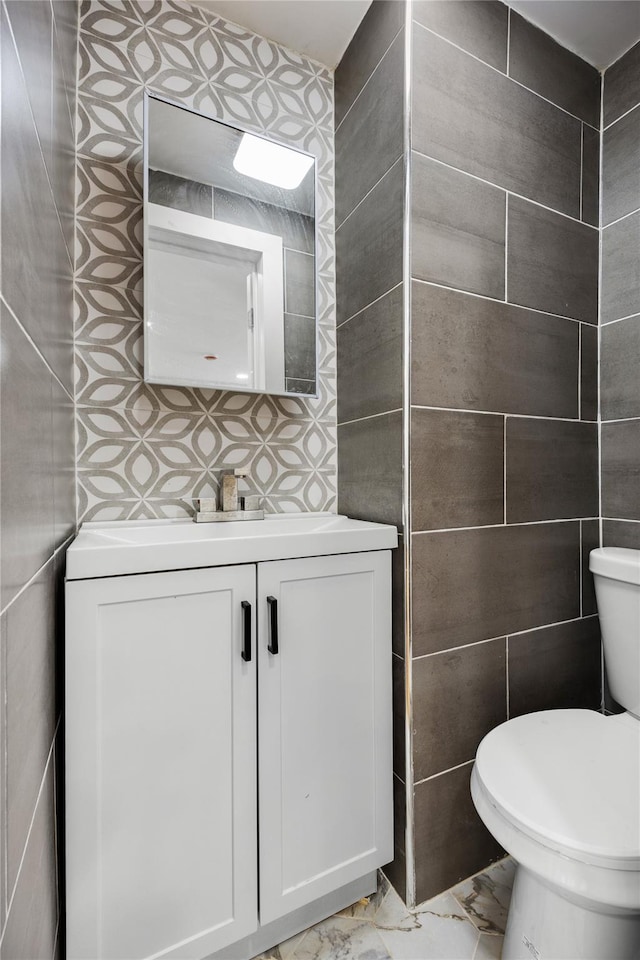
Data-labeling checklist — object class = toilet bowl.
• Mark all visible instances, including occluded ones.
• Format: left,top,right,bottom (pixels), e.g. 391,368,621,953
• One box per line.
471,547,640,960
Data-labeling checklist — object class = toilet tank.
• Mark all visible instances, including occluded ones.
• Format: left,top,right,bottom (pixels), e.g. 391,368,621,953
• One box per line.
590,547,640,717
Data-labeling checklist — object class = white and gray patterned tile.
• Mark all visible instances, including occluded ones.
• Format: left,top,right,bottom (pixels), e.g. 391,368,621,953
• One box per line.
74,0,336,522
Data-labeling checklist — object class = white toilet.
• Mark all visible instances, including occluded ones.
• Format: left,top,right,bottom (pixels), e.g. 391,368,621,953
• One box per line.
471,547,640,960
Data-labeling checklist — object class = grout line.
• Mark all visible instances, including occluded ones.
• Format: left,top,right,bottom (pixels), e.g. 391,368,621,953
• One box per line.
402,0,415,910
602,98,640,133
503,416,507,525
334,24,404,136
411,403,591,423
414,759,474,787
601,205,640,230
411,148,595,231
337,408,403,428
578,322,583,417
336,281,404,330
600,415,640,424
413,18,599,131
505,636,510,720
335,155,403,233
506,6,511,77
579,123,584,221
600,311,640,327
601,516,640,524
412,517,597,535
412,277,592,325
504,193,509,302
580,521,584,616
412,615,598,664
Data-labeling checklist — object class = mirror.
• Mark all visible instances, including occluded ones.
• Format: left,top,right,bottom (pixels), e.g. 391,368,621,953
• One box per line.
143,94,318,397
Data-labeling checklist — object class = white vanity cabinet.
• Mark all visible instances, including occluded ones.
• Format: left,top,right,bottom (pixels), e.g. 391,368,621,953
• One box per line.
65,516,396,960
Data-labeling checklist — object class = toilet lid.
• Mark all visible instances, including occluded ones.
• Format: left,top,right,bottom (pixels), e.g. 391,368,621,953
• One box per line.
474,710,640,869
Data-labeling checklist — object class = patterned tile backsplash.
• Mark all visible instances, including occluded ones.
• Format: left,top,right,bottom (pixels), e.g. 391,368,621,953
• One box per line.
75,0,336,522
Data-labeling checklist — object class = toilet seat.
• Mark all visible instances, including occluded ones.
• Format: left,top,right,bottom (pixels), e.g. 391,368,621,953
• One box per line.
473,709,640,871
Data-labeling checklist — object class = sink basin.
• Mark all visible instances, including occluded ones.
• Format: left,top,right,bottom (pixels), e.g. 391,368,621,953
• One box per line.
66,513,398,579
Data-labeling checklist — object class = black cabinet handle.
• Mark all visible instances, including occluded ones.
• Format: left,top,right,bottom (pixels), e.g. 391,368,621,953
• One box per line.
241,601,252,662
267,596,278,655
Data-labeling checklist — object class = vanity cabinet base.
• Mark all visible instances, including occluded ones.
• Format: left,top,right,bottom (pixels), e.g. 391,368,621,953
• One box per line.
208,871,377,960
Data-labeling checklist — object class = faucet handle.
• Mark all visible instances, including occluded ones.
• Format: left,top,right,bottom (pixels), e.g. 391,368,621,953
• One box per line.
220,468,249,511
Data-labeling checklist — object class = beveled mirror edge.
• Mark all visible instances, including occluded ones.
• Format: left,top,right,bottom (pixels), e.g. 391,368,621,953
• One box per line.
142,89,320,400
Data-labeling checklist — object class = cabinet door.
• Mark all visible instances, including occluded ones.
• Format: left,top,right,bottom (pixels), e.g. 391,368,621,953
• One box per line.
66,566,258,960
257,551,393,924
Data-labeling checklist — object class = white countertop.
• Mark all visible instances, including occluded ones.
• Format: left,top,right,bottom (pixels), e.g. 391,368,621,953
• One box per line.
66,513,398,580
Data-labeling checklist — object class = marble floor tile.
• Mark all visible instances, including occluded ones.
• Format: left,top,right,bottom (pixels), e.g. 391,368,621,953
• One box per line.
289,916,392,960
473,932,504,959
377,892,479,960
452,858,515,935
254,858,513,960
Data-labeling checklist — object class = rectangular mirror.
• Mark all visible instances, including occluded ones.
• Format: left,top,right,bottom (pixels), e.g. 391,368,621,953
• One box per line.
143,93,318,397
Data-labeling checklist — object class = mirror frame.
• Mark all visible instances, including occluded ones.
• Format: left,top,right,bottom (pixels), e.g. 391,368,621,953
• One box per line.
142,91,320,399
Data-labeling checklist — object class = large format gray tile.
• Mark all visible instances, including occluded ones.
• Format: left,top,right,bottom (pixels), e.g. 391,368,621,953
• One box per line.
507,196,599,323
3,561,56,898
52,0,78,117
412,26,582,217
1,12,74,392
581,519,600,617
601,316,640,420
602,420,640,520
601,212,640,323
411,283,580,419
149,170,213,217
0,757,58,960
335,31,404,226
337,412,403,528
285,250,315,319
412,523,581,655
335,1,404,128
336,158,404,324
602,106,640,226
413,0,508,71
215,190,314,254
411,409,504,531
0,304,55,612
414,765,503,904
603,39,640,127
337,284,403,424
509,12,600,126
603,519,640,550
411,154,505,300
581,125,600,227
508,617,602,717
413,639,506,781
4,1,53,165
580,323,598,421
505,418,598,522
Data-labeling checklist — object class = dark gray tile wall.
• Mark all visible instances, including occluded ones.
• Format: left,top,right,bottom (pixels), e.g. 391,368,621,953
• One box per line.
335,1,407,897
0,2,78,954
602,45,640,530
409,4,600,905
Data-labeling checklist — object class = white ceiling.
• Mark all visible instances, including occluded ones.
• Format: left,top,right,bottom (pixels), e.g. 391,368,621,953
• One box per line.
194,0,371,68
509,1,640,70
195,0,640,72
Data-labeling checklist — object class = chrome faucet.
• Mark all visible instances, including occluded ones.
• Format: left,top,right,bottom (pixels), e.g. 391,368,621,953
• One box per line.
193,469,264,523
